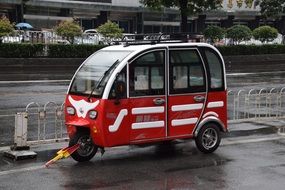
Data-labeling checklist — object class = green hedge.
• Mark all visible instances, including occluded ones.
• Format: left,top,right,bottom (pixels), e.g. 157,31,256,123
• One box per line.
0,43,44,58
217,45,285,56
0,43,105,58
48,44,105,58
1,43,285,58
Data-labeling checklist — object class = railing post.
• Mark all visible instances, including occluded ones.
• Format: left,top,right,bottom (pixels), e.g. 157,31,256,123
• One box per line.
4,112,37,160
12,112,29,150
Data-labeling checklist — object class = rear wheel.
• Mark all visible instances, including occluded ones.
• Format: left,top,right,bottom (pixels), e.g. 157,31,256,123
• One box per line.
195,123,221,153
69,131,98,162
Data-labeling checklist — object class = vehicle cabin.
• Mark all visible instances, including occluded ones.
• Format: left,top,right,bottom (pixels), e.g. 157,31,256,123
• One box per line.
65,41,227,162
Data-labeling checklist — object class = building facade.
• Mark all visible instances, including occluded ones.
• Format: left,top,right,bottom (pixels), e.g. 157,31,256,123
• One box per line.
0,0,285,34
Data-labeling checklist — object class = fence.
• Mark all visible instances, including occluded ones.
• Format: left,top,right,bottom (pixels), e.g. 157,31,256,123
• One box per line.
228,87,285,123
2,30,101,45
11,101,68,148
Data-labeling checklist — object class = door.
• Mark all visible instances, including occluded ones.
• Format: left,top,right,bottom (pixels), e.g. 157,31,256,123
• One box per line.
167,48,207,137
129,49,167,142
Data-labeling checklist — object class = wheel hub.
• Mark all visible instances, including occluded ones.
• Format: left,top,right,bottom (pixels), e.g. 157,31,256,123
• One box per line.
77,136,95,157
202,128,218,149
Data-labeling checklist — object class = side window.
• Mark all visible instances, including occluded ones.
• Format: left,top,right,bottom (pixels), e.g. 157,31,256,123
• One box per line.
129,50,165,97
109,67,127,99
170,49,205,94
204,49,223,89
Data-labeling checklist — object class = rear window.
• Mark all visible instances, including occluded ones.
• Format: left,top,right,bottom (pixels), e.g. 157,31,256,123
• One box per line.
204,49,223,89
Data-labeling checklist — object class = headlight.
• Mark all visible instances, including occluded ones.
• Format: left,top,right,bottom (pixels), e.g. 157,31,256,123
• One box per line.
66,107,75,115
89,110,97,119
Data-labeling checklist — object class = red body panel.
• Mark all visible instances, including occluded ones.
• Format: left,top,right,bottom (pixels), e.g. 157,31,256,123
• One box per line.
204,91,227,129
167,92,206,137
128,96,166,142
65,95,106,147
65,90,227,148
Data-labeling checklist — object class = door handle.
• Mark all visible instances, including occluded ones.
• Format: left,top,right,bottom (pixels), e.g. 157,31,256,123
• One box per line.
194,95,205,103
153,98,165,105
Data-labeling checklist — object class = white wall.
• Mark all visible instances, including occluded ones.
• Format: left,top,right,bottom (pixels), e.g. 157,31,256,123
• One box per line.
112,0,141,7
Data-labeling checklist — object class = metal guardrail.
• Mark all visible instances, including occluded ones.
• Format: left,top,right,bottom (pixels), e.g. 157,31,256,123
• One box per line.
12,102,68,148
227,87,285,123
2,30,101,45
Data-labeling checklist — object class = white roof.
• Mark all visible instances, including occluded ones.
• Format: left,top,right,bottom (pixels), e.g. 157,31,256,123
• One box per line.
102,42,217,53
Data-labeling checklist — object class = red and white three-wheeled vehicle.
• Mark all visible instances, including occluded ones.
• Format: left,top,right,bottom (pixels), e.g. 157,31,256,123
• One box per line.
65,39,227,162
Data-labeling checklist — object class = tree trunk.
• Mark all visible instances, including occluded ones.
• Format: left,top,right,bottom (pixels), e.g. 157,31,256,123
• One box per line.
179,0,188,32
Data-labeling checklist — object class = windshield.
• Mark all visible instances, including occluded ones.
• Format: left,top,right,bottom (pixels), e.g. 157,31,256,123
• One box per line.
69,50,132,97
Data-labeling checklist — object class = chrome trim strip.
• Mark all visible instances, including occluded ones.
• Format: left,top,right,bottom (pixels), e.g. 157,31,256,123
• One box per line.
194,116,226,137
171,118,198,126
172,103,203,112
132,106,164,115
207,101,224,108
132,121,165,129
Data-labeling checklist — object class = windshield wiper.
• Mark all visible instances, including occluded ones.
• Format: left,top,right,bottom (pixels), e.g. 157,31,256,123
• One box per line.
87,59,119,102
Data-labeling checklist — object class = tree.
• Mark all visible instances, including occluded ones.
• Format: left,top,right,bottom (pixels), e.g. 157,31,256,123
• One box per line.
54,20,82,44
96,20,123,44
226,25,252,45
203,25,225,44
140,0,222,32
253,26,278,43
0,16,14,43
258,0,285,20
245,0,255,8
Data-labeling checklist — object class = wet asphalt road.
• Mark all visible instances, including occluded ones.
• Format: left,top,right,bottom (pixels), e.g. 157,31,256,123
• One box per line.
0,138,285,190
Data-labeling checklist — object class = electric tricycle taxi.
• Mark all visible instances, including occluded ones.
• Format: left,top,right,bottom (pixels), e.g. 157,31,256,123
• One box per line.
65,41,227,162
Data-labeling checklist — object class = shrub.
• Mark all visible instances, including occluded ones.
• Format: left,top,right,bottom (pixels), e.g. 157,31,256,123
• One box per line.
226,25,252,44
54,20,82,44
96,21,123,44
203,25,225,44
0,44,105,58
252,26,278,43
48,44,105,58
2,43,285,58
217,44,285,56
0,16,14,43
0,43,44,58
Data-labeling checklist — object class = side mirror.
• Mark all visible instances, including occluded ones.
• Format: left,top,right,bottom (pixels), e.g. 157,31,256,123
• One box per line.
114,81,126,104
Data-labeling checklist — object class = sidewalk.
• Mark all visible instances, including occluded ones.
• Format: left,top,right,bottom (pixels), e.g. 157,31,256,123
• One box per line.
223,119,285,145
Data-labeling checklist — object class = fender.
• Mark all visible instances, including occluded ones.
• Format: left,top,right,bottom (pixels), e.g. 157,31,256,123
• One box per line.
194,116,227,137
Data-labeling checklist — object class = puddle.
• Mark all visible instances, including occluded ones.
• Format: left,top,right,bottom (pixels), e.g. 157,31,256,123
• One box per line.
164,158,232,173
62,179,133,189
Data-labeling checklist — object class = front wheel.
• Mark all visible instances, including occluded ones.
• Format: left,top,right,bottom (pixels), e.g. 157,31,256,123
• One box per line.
195,123,221,153
69,131,98,162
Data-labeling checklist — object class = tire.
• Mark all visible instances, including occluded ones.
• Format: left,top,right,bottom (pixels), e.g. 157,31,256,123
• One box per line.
195,123,221,154
69,131,98,162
